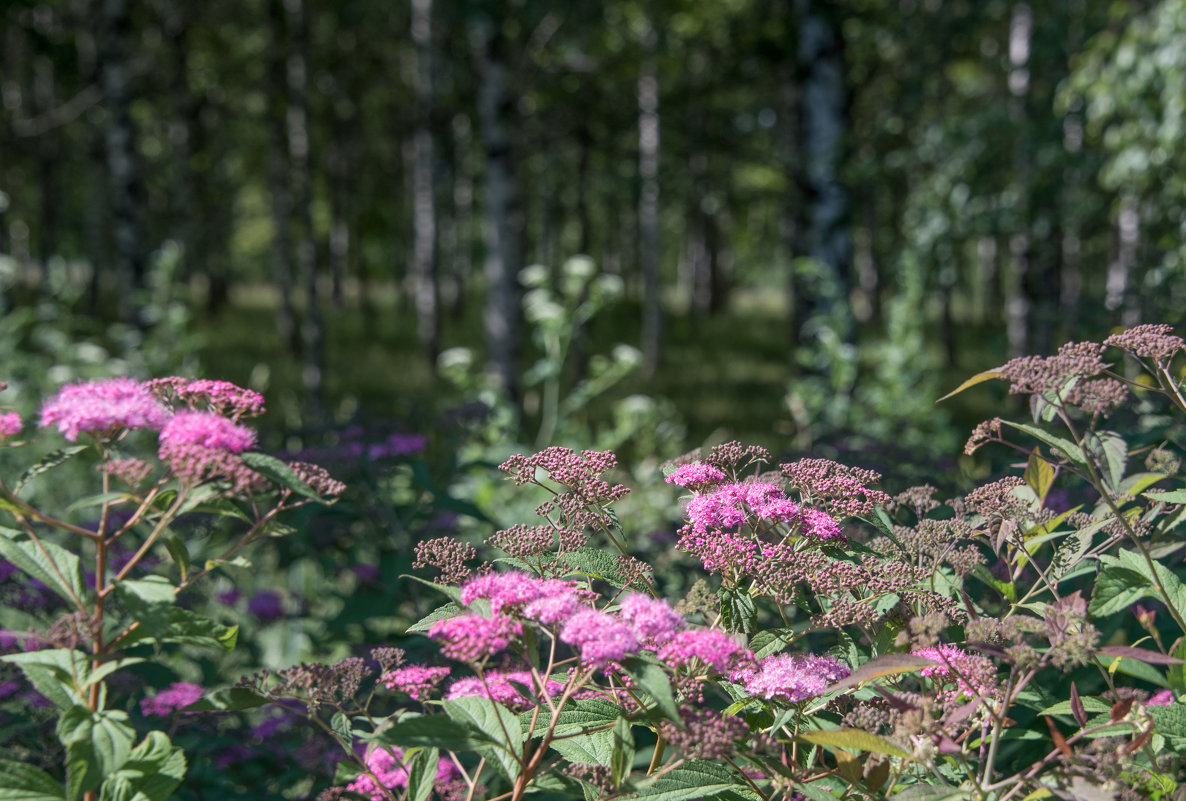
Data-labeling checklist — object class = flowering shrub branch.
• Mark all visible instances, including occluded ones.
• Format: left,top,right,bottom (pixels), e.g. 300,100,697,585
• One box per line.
0,377,342,801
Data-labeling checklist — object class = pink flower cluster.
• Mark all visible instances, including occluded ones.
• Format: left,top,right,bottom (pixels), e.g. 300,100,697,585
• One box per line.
735,653,850,701
0,412,21,438
140,681,203,716
658,629,751,674
445,669,565,709
619,594,685,648
159,411,256,453
346,746,460,801
683,482,800,537
381,664,452,700
428,614,523,662
913,645,998,701
799,508,844,542
40,378,169,441
665,462,727,491
561,609,639,667
460,571,592,624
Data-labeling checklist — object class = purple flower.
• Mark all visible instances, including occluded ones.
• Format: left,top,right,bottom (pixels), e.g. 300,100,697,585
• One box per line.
739,653,849,701
247,590,285,621
619,594,685,647
429,615,522,662
665,462,727,490
560,609,638,667
140,681,203,716
40,378,169,441
658,629,751,674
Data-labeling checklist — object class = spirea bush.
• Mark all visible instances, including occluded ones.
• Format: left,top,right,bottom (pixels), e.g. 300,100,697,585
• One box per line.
220,323,1186,801
0,376,343,801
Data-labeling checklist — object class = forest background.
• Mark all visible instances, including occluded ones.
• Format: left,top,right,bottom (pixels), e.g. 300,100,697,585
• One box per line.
3,0,1186,485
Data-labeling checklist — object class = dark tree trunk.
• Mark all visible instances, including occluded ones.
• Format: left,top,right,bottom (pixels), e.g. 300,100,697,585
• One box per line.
100,0,147,322
268,0,298,351
472,14,522,399
638,30,661,376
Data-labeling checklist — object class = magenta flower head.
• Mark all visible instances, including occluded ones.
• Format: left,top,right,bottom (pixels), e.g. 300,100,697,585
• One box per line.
739,653,850,701
912,645,998,701
560,609,638,667
619,593,685,648
140,681,203,716
0,412,21,438
658,629,751,674
40,378,169,441
159,411,256,453
345,747,460,801
429,614,522,662
666,462,727,491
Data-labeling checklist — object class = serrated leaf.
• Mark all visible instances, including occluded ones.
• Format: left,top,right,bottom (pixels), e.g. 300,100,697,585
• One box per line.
549,727,616,766
239,452,323,501
611,718,634,788
1116,549,1186,627
522,698,622,739
619,760,760,801
402,575,463,604
1089,565,1153,618
0,759,66,800
57,706,134,801
441,697,522,780
375,714,492,751
796,728,910,758
0,528,85,608
1149,700,1186,738
2,649,90,708
1039,696,1113,717
936,369,1003,403
561,546,626,586
622,659,680,721
406,601,463,634
1144,488,1186,504
99,731,187,801
406,747,439,801
1000,421,1086,467
718,587,757,634
15,446,88,494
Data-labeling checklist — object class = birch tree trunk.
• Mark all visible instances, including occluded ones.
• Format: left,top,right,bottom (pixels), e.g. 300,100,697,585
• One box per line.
284,0,324,413
268,0,297,351
411,0,439,359
638,30,662,376
99,0,145,321
473,14,522,399
1005,2,1032,358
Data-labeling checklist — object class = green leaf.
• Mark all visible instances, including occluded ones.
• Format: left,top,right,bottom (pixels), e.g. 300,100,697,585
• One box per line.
936,368,1003,403
375,714,492,751
406,747,439,801
113,578,237,650
889,787,973,801
65,492,132,515
561,546,626,586
159,531,189,583
1116,549,1186,626
999,421,1086,467
749,628,801,659
1168,638,1186,694
1085,431,1127,494
718,587,757,634
99,731,187,801
15,446,89,494
57,707,135,801
0,759,66,801
620,760,760,801
621,659,680,721
1144,488,1186,504
1039,696,1113,717
405,601,462,634
549,727,616,766
402,575,463,604
522,698,622,739
1088,565,1154,618
2,649,90,708
1024,452,1056,504
0,528,85,607
611,718,635,788
796,728,910,758
1149,700,1186,738
441,697,522,780
239,452,323,501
